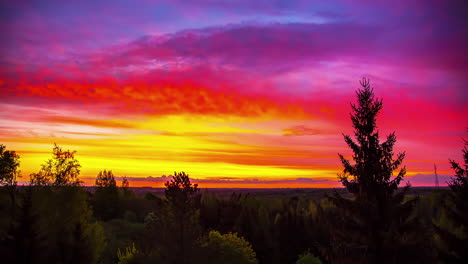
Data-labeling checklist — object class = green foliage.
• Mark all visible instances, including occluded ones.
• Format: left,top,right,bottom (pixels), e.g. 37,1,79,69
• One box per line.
199,192,319,264
138,172,201,264
30,143,81,186
0,144,105,264
0,185,105,264
1,143,105,263
117,243,138,264
101,219,145,263
76,219,106,263
296,251,323,264
33,186,105,263
200,230,258,264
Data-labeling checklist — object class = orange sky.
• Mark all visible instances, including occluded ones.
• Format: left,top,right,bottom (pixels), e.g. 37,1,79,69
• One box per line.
1,87,464,188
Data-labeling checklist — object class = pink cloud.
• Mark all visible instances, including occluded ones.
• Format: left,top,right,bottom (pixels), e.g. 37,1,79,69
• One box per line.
283,125,322,136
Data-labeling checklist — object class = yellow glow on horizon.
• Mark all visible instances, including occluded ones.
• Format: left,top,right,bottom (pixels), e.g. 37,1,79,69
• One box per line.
2,113,341,186
4,111,440,188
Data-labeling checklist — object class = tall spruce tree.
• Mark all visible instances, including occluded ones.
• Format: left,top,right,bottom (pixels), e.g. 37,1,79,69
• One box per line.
435,135,468,263
325,78,433,263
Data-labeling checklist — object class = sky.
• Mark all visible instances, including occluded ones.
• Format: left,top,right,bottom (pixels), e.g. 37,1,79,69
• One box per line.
1,0,467,188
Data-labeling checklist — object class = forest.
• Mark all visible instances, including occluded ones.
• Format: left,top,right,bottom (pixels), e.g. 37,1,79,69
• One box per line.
1,79,467,264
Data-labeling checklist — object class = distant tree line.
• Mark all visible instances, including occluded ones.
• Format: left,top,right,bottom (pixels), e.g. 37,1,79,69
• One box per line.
0,78,467,263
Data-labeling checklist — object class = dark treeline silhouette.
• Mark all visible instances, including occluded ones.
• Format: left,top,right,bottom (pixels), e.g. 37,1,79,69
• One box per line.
1,78,467,263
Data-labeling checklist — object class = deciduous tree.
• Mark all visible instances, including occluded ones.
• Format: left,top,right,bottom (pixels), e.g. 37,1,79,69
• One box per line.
0,144,21,216
30,143,81,186
200,230,258,264
0,144,20,187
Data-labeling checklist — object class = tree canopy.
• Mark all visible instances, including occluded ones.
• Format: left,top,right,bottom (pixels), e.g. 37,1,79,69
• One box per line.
96,170,117,188
200,230,258,264
30,143,81,186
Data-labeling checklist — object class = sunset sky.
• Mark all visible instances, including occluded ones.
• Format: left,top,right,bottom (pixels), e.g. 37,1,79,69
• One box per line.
1,0,467,188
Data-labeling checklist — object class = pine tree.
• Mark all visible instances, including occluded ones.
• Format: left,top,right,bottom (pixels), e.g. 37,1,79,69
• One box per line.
140,172,201,263
120,176,134,198
93,170,120,220
435,135,468,262
163,171,201,264
325,78,433,263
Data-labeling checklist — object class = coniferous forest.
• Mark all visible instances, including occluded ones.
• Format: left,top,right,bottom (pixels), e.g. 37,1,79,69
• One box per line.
1,79,467,264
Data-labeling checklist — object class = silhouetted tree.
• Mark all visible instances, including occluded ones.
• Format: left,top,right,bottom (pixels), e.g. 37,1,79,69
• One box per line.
121,176,134,198
325,78,432,263
0,144,20,187
33,185,105,264
17,144,105,264
93,170,120,220
164,171,201,264
122,176,129,189
296,251,323,264
435,135,468,262
30,143,81,186
139,172,201,263
96,169,116,188
0,144,21,218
